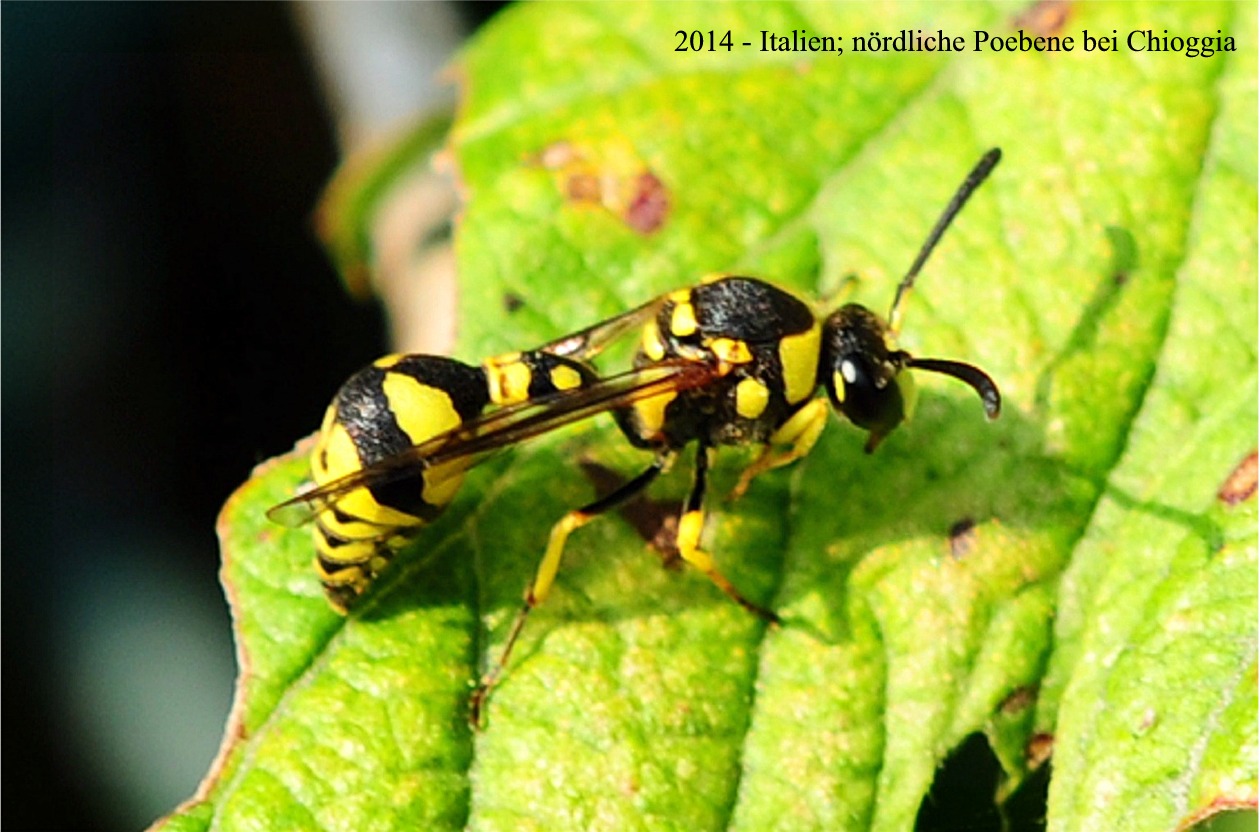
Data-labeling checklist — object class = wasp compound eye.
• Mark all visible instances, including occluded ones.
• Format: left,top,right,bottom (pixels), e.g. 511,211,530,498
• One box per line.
827,350,908,449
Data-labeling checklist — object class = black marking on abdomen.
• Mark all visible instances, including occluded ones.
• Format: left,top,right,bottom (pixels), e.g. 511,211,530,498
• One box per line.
333,357,489,518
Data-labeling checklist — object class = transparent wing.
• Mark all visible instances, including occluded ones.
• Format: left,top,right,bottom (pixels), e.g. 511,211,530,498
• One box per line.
267,359,719,528
535,293,666,360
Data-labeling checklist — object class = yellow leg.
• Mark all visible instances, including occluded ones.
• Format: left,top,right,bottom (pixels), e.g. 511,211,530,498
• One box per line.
470,452,672,726
676,510,778,622
730,398,828,501
817,272,860,314
677,445,779,623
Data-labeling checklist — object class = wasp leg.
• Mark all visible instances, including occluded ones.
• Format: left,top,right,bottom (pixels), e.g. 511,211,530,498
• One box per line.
817,272,860,313
470,451,674,726
729,398,828,502
677,443,781,623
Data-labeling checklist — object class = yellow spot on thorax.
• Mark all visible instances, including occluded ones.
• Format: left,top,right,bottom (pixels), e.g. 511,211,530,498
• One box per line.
708,337,753,365
779,322,822,403
632,390,675,437
670,301,698,337
735,377,770,419
642,318,666,361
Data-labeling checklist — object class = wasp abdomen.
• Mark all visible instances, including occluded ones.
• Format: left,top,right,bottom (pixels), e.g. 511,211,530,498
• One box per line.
307,350,598,610
311,355,491,607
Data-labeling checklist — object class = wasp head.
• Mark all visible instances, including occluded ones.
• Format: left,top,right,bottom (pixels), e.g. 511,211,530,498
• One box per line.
821,303,1000,453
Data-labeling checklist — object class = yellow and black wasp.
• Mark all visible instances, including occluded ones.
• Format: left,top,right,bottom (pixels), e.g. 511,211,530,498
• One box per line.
268,348,601,611
270,148,1004,723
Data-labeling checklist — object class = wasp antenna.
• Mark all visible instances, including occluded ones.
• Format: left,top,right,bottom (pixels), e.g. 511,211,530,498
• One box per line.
906,357,1002,419
888,148,1002,336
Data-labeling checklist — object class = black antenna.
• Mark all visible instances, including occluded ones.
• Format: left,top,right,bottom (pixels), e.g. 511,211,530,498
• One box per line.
906,356,1002,419
888,148,1002,335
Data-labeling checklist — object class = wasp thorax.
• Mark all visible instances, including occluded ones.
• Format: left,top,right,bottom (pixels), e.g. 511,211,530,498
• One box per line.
821,303,911,451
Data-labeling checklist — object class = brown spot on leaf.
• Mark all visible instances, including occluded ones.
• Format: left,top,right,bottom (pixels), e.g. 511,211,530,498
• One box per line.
624,172,670,234
536,139,670,234
999,684,1038,714
1014,0,1072,36
948,517,977,558
502,291,525,313
1218,450,1258,506
565,172,602,202
1025,732,1055,768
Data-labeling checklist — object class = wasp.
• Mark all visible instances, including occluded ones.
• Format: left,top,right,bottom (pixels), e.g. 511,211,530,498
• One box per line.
270,148,1004,723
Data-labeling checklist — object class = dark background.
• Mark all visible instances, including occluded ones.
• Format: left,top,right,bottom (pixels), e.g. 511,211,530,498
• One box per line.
3,3,426,829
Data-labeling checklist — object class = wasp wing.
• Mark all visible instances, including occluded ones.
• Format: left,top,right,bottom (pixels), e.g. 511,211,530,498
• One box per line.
536,293,666,360
267,359,719,528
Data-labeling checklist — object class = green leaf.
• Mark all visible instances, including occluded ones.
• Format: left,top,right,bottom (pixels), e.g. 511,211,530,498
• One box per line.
156,2,1256,830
